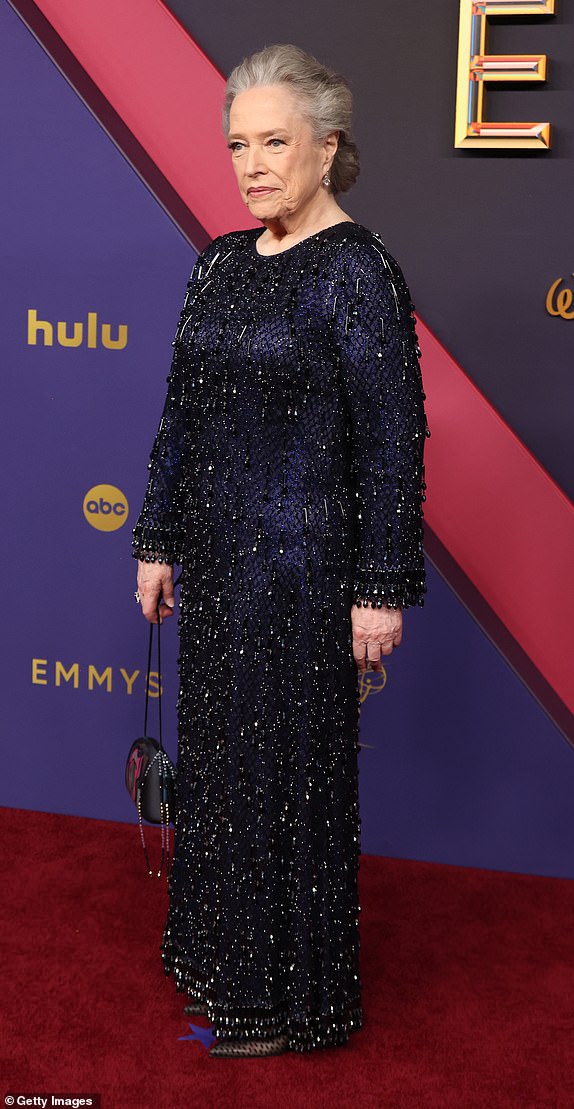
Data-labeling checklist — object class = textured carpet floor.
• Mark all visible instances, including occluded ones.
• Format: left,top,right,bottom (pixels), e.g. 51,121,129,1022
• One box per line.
1,807,573,1108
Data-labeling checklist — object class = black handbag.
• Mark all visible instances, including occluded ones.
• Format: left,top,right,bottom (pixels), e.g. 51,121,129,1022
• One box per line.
125,604,177,878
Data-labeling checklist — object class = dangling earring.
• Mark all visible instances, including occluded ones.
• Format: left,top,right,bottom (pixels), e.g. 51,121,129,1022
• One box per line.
322,172,331,188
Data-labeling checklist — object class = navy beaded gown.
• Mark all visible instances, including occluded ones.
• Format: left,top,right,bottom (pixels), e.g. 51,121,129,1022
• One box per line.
132,220,429,1052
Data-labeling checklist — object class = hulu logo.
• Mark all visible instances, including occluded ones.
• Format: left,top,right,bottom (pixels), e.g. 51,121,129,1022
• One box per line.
27,309,128,349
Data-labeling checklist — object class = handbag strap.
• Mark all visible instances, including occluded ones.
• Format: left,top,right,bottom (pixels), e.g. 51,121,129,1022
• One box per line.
143,571,181,749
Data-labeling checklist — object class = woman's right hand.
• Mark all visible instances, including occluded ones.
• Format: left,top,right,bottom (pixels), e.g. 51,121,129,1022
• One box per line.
136,560,175,624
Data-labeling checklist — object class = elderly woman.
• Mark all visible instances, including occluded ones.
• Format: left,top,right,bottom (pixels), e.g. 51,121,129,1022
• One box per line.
132,43,429,1057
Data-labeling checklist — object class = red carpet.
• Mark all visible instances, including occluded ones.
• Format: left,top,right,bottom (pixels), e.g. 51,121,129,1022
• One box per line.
1,807,573,1108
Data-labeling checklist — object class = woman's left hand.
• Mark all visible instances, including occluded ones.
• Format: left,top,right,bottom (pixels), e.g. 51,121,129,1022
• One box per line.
351,603,402,672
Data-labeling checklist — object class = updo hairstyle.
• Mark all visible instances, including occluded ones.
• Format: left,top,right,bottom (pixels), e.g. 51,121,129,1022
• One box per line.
222,43,360,195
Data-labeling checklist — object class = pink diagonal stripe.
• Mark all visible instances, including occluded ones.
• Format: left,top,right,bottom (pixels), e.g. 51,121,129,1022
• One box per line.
418,319,573,711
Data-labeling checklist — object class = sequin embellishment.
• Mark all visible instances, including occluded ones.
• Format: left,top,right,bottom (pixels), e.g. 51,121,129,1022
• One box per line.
132,222,429,1052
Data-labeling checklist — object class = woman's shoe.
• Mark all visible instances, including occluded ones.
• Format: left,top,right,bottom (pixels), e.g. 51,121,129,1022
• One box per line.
183,1001,209,1016
210,1033,289,1058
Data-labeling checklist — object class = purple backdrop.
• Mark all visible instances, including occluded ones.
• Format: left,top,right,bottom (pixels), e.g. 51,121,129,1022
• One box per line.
2,1,574,878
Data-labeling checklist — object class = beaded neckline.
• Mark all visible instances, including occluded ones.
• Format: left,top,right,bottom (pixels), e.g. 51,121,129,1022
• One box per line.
253,220,359,259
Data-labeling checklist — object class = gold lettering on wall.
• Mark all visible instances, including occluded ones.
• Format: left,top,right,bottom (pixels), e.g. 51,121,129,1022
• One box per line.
88,665,113,692
455,1,556,150
27,309,128,348
120,669,140,695
32,658,48,685
55,661,80,688
31,658,161,696
546,276,574,319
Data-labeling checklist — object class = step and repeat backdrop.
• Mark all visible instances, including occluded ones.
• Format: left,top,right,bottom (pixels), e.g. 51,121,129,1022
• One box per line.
2,0,574,877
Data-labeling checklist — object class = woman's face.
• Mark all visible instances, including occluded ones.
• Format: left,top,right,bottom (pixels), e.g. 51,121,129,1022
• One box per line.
227,84,337,223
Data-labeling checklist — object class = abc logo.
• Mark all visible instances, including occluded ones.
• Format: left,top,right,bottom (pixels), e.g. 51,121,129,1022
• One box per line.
83,484,128,532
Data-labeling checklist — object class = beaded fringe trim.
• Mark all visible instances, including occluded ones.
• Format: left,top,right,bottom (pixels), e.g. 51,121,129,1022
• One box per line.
353,570,427,609
132,541,176,566
162,942,363,1052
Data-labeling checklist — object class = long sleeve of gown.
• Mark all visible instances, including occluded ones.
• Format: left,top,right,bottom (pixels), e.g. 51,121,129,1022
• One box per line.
332,237,430,608
131,244,217,565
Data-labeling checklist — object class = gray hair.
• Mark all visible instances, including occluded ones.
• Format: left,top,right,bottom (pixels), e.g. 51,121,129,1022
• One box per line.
222,43,360,195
